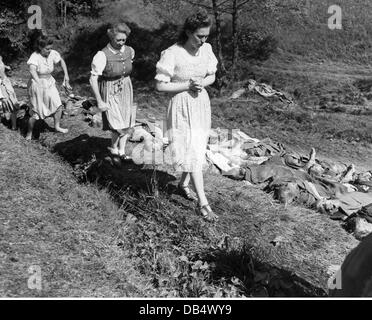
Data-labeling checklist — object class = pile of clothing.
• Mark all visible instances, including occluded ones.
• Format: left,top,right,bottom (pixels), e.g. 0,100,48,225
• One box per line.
205,128,372,239
206,128,284,172
230,79,293,105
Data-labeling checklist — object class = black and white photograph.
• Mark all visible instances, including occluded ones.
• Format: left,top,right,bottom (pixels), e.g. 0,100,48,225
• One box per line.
0,0,372,306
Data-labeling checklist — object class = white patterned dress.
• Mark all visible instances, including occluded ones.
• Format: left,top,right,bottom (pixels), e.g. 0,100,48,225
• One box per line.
0,57,19,117
27,50,63,120
155,43,218,172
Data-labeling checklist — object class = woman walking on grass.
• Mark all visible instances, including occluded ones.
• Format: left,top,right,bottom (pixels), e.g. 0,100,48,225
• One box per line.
155,10,219,222
26,35,71,140
89,22,135,160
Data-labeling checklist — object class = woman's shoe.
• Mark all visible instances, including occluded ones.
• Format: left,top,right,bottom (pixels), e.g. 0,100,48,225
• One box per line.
199,204,218,222
118,150,132,160
108,146,119,156
178,183,198,201
120,154,132,160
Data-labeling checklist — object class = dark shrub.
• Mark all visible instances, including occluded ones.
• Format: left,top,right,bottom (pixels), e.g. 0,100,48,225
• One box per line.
239,28,278,61
65,21,179,82
128,22,178,82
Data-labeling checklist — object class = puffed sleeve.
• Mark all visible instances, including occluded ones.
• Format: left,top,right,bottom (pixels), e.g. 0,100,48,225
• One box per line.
205,43,218,75
50,50,61,64
155,47,175,83
129,47,135,60
90,51,107,76
27,52,40,68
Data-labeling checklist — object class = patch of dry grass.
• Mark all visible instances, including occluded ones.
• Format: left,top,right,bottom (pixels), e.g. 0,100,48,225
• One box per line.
0,125,154,297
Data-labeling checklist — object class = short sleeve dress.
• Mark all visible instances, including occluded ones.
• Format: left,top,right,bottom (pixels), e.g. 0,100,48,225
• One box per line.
155,43,218,172
91,44,135,131
27,49,63,120
0,57,19,118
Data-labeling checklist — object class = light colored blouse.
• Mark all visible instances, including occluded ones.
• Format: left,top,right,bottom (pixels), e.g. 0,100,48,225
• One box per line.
91,43,135,76
155,42,218,83
27,50,61,75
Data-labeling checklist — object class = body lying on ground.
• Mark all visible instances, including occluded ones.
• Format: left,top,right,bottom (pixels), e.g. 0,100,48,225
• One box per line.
223,148,372,217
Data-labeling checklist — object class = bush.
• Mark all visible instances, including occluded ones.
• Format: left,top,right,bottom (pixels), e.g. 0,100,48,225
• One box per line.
65,21,179,82
238,27,278,62
0,5,31,60
128,22,178,82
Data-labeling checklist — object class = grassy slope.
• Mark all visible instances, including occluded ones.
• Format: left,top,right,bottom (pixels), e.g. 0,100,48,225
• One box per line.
2,0,372,297
2,65,365,296
0,126,154,297
244,0,372,63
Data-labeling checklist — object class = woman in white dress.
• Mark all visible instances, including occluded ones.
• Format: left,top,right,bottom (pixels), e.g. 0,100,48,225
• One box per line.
89,23,135,159
0,55,19,130
155,11,219,221
26,35,71,140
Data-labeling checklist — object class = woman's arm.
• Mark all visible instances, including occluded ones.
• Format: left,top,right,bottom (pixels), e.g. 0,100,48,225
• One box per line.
156,81,189,93
201,74,216,88
89,74,108,111
156,79,205,94
29,65,40,84
59,57,72,89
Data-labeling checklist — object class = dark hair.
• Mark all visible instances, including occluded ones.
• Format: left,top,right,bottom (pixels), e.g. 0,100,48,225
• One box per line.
35,35,53,53
177,10,212,44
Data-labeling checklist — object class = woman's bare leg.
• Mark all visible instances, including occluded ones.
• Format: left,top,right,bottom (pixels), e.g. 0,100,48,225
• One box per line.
26,117,36,140
53,106,68,133
118,134,129,156
190,170,218,221
190,171,208,207
179,172,191,187
111,131,119,149
10,111,17,130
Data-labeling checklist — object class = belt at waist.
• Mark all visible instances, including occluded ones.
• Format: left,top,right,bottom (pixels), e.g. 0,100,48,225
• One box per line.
99,75,129,81
38,74,52,79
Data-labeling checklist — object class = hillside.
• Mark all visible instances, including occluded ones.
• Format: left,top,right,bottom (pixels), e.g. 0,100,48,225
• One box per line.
1,56,371,296
3,0,372,65
1,0,372,297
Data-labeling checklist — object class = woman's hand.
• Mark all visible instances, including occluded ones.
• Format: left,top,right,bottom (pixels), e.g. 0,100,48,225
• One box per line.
90,99,109,115
63,77,72,90
189,77,204,93
89,74,108,112
97,99,109,112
